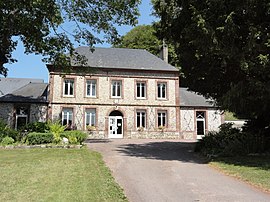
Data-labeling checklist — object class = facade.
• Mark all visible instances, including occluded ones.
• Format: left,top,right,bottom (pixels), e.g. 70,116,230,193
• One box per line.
180,88,224,139
47,47,224,139
0,78,48,129
47,47,180,139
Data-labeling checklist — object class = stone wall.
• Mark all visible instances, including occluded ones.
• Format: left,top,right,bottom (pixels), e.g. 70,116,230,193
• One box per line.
0,103,14,127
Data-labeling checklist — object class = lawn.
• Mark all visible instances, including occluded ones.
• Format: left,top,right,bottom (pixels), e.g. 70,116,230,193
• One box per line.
210,156,270,192
0,148,127,202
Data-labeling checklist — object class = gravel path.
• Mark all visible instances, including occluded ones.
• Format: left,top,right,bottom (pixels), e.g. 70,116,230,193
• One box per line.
87,139,270,202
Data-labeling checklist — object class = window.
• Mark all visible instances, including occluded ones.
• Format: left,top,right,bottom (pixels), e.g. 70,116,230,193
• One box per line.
157,111,167,127
136,82,146,98
196,111,205,135
86,80,97,97
62,108,73,126
63,79,74,96
85,109,96,127
136,110,146,128
111,80,122,98
157,82,166,99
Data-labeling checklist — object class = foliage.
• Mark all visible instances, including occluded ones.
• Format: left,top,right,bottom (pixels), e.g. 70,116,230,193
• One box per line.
195,123,253,156
1,136,14,145
26,132,54,145
113,25,180,67
0,149,128,201
224,112,239,121
47,121,66,143
0,119,21,142
21,122,49,133
0,0,140,76
61,130,88,144
152,0,270,137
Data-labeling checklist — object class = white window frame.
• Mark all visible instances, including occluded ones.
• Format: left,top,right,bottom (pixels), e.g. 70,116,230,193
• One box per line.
111,80,122,98
85,108,96,128
86,79,97,97
136,82,146,99
157,111,167,127
62,108,73,126
157,82,167,99
63,79,74,97
136,110,146,128
196,111,206,135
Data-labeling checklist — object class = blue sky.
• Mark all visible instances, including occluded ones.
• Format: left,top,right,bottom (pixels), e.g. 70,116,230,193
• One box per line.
4,0,156,82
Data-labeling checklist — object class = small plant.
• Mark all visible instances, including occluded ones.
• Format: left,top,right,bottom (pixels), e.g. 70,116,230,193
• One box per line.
157,125,166,132
47,121,66,144
87,125,96,131
137,127,144,132
1,136,15,145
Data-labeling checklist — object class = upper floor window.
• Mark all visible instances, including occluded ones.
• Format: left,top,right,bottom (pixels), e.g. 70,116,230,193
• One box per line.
136,82,146,99
157,111,167,127
86,79,97,97
136,110,146,128
157,82,167,99
85,108,96,127
111,80,122,98
63,79,74,96
62,108,73,126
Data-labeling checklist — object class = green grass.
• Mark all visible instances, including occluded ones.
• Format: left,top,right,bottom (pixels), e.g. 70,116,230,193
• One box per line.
0,148,127,202
210,156,270,192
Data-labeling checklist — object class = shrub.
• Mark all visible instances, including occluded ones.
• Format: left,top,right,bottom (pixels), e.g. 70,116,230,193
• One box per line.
26,132,54,145
61,130,87,144
21,122,49,133
1,136,15,145
0,119,21,142
195,123,250,157
47,121,66,143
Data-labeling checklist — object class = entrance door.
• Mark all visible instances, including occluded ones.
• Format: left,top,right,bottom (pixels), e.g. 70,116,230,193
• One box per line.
108,116,123,138
196,111,206,139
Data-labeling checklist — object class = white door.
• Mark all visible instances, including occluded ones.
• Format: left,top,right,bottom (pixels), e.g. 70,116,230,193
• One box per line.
108,116,123,138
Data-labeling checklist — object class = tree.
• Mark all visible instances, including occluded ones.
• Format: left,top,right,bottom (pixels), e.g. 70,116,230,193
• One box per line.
113,24,179,66
152,0,270,134
0,0,140,76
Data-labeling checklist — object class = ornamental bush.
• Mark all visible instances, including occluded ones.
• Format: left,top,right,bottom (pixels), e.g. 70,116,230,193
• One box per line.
61,131,87,144
1,136,15,145
21,122,49,133
26,132,54,145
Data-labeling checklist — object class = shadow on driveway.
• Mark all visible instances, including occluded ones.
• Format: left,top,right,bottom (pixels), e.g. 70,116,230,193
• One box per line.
115,141,207,164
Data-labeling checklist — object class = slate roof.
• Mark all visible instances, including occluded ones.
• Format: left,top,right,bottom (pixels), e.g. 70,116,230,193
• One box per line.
72,47,178,72
180,88,215,107
0,78,48,103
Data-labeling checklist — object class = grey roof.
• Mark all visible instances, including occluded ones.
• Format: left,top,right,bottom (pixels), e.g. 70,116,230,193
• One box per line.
0,78,44,96
180,88,215,107
72,47,178,72
0,78,47,103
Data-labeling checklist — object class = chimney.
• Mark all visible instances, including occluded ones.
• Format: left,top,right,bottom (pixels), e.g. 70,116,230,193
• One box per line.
160,39,168,63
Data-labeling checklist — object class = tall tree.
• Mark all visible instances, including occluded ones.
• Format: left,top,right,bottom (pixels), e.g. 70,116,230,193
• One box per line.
152,0,270,132
113,24,179,66
0,0,140,76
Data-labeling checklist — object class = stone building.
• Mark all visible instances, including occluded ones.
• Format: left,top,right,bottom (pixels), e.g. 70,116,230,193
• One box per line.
0,78,48,129
47,47,224,139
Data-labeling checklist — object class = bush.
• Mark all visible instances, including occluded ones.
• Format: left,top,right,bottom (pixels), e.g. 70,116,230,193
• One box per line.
1,136,15,145
21,122,49,133
47,121,66,143
26,132,54,145
61,130,87,144
195,123,251,157
0,119,21,142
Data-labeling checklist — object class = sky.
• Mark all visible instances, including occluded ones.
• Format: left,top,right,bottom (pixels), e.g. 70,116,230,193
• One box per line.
3,0,157,83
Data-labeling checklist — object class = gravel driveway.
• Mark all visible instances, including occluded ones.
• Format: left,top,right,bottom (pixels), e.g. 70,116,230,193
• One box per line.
87,139,270,202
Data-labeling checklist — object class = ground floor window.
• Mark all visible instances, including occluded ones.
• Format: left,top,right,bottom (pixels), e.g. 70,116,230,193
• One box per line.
196,111,206,135
62,108,73,126
136,110,146,128
157,111,167,127
15,106,29,130
85,108,96,128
